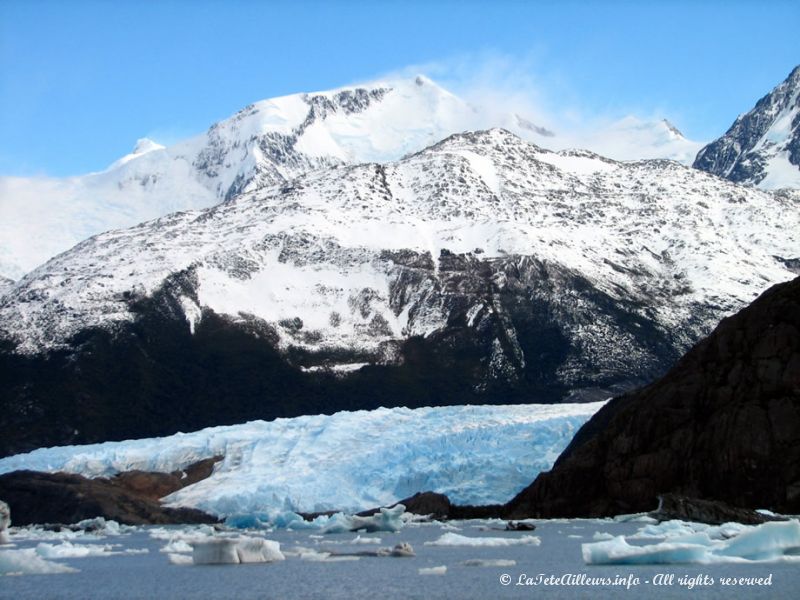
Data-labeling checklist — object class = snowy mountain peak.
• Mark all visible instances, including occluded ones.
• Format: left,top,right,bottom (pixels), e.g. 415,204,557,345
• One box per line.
693,64,800,189
661,119,685,139
132,138,164,155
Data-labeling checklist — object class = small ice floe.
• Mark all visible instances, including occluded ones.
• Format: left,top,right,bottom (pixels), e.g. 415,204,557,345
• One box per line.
167,553,194,566
191,537,284,565
159,539,193,554
35,541,147,559
582,520,800,565
322,505,406,534
568,535,582,539
296,549,360,563
505,521,536,532
0,501,9,545
351,535,382,545
613,513,659,524
419,565,447,575
425,533,541,547
629,519,747,541
460,559,516,567
148,524,216,541
592,532,615,541
9,517,133,542
0,548,78,576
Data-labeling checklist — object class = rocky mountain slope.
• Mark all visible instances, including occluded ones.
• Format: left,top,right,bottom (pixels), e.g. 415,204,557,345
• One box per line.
0,129,796,455
694,65,800,189
506,275,800,518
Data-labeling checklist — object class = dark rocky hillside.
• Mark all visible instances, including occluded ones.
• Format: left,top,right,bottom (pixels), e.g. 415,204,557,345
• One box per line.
506,276,800,518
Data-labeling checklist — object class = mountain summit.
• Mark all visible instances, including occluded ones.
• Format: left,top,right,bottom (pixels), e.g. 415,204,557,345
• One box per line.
1,77,701,281
694,65,800,189
0,77,484,280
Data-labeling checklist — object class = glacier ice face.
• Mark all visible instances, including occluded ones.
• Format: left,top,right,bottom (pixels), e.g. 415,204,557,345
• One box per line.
0,402,603,516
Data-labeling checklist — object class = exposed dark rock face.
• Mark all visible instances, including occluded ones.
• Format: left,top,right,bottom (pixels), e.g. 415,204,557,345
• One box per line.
694,65,800,186
0,458,221,526
359,492,452,519
0,471,219,526
111,456,222,501
650,494,778,526
505,276,800,518
0,254,682,456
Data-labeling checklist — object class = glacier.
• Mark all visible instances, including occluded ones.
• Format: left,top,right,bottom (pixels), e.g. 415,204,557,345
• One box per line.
0,402,603,516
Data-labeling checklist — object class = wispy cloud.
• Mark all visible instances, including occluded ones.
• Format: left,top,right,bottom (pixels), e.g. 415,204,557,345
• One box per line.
366,51,706,162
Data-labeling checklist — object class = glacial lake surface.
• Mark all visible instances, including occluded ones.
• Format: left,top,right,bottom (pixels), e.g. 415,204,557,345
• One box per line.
2,520,797,599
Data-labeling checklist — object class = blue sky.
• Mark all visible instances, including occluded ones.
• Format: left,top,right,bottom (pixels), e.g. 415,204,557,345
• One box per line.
1,0,798,176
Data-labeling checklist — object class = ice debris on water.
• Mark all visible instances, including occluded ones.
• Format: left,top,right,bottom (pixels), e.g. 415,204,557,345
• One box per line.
0,548,78,576
425,533,541,547
419,565,447,575
582,519,800,565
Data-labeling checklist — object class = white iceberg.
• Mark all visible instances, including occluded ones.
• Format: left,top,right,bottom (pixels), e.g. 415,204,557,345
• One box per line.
582,536,710,565
425,533,541,547
34,541,145,559
0,548,78,576
322,505,406,534
0,500,9,545
190,536,284,565
419,565,447,575
582,519,800,565
460,559,517,567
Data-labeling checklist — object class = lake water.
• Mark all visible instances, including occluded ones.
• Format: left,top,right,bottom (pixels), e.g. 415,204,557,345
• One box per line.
2,519,797,599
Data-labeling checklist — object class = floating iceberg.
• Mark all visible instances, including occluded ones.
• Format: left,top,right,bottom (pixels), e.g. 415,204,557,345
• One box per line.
419,565,447,575
190,537,284,565
322,505,406,534
461,559,517,567
34,541,146,559
425,533,541,547
0,548,78,576
0,500,9,545
582,519,800,564
0,403,603,517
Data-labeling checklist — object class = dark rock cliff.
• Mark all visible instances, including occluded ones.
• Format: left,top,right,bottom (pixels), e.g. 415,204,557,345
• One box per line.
506,276,800,518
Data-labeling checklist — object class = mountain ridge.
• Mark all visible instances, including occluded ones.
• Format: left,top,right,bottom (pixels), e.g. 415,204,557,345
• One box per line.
0,128,796,455
694,65,800,189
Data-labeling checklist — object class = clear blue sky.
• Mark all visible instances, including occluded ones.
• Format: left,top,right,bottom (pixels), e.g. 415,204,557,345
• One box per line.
1,0,798,176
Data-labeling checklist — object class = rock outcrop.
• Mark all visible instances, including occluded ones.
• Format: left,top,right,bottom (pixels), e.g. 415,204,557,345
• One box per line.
649,494,778,525
0,458,222,526
506,276,800,518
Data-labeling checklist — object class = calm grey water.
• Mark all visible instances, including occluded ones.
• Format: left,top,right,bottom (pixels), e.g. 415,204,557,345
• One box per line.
2,520,797,599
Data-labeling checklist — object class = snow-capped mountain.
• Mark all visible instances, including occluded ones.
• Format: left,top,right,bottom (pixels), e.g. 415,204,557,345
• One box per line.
573,116,702,164
1,129,797,454
0,77,503,281
694,65,800,189
0,76,702,282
